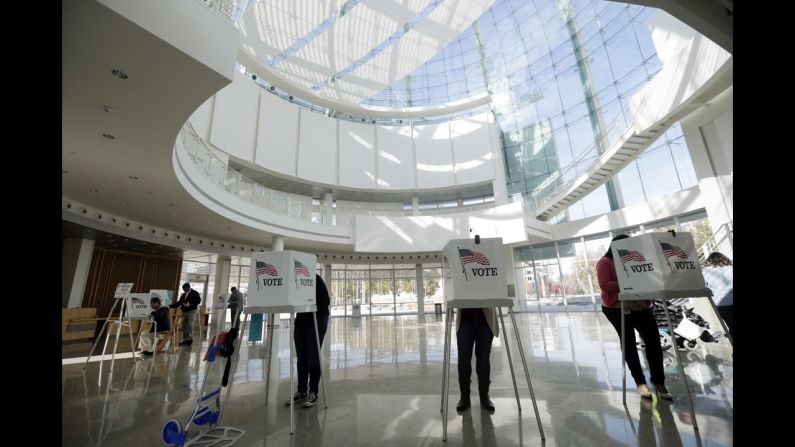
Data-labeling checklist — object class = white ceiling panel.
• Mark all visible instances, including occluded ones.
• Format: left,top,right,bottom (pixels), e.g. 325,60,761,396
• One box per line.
244,0,495,105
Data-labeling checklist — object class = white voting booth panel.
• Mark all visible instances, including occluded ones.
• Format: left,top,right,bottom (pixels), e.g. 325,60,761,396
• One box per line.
126,293,152,320
247,251,316,310
442,238,508,306
611,232,706,295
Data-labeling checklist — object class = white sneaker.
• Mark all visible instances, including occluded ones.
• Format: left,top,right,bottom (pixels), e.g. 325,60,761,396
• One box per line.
284,392,306,406
302,392,318,407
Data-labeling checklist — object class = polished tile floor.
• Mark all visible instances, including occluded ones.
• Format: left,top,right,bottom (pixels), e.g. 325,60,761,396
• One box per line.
62,312,733,446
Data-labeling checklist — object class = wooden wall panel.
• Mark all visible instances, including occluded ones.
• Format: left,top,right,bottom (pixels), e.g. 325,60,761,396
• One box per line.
82,248,182,317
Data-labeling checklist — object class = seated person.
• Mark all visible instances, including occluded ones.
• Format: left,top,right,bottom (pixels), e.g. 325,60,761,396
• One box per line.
138,296,171,355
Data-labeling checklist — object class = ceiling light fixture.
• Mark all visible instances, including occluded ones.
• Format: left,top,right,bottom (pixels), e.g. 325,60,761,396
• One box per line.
102,133,115,140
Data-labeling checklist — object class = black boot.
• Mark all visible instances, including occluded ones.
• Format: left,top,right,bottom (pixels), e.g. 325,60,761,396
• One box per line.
456,379,471,412
479,379,495,412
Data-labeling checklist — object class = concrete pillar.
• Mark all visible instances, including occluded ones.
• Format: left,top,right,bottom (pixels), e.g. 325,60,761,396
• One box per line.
62,238,94,308
681,86,733,233
212,255,231,326
272,236,284,252
323,192,334,224
415,263,424,315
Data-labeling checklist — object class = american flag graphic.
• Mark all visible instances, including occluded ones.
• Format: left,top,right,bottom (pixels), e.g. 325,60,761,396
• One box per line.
617,249,646,263
256,261,278,276
660,242,688,259
458,248,490,266
294,260,310,277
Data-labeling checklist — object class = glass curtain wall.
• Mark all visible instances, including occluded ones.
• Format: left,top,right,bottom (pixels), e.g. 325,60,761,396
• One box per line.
364,0,698,222
423,265,443,314
511,209,709,312
394,265,418,314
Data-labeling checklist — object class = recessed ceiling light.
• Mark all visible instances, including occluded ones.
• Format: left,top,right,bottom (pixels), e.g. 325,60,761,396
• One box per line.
128,176,138,180
111,69,128,79
102,133,115,140
146,191,154,195
63,170,69,174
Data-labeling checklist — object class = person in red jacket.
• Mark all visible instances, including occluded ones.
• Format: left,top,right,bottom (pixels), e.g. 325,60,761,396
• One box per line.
596,234,673,400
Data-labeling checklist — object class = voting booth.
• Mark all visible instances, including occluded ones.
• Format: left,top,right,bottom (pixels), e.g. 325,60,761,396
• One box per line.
611,232,706,296
438,237,544,442
229,250,327,436
85,283,137,371
612,232,730,438
442,238,509,307
246,251,317,312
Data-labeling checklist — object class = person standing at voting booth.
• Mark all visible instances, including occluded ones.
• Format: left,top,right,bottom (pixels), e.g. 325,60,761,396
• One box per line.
170,283,202,346
285,273,331,408
455,307,498,412
596,235,673,400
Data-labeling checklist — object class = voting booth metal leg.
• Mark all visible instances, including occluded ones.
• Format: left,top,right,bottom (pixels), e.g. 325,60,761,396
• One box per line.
660,303,700,433
289,312,295,435
507,307,545,441
497,308,522,412
312,313,329,409
441,307,454,441
621,301,627,405
264,313,276,405
85,298,122,368
440,306,452,413
705,296,733,348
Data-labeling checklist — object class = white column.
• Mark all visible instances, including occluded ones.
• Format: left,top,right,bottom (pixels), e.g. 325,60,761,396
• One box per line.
503,245,518,307
415,263,424,315
412,196,419,216
489,112,510,206
323,192,334,224
213,255,231,326
272,236,284,252
62,238,94,308
681,86,733,233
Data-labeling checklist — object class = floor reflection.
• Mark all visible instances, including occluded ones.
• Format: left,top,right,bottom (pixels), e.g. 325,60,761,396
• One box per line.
63,312,733,446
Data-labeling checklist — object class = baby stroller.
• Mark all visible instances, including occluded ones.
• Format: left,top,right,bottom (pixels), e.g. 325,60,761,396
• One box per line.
637,300,726,352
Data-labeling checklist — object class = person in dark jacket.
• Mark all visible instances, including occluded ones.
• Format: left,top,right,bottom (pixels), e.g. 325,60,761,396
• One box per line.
170,283,202,346
285,273,331,408
138,296,171,355
228,286,244,328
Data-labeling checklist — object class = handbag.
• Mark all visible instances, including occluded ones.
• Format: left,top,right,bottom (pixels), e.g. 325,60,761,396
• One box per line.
622,299,650,312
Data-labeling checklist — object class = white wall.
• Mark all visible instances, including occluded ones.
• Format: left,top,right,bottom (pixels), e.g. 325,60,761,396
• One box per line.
210,72,259,161
339,121,377,189
195,76,499,191
256,91,300,176
629,11,731,133
99,0,238,80
298,111,338,185
377,125,415,189
451,113,495,185
355,202,527,253
190,96,214,140
414,122,456,189
681,86,733,232
551,186,704,240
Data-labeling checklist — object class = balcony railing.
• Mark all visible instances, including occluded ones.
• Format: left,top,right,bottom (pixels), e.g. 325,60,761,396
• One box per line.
179,122,501,225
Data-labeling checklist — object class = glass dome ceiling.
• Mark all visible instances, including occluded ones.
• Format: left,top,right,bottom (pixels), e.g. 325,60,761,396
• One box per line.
237,0,698,223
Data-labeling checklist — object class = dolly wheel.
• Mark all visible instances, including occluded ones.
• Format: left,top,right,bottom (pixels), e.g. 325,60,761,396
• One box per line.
162,419,184,446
